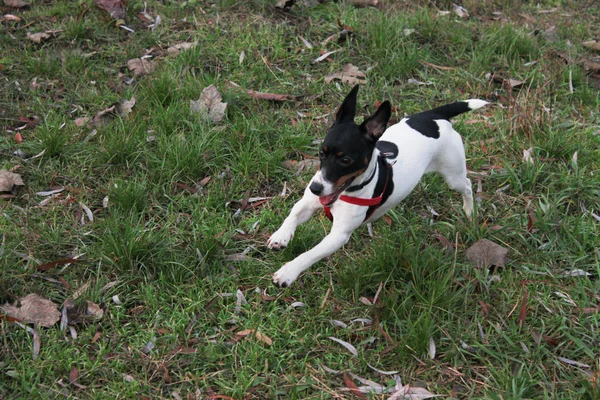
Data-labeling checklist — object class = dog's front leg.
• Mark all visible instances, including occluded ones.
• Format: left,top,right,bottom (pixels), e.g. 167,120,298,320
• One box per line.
272,222,358,288
267,187,322,250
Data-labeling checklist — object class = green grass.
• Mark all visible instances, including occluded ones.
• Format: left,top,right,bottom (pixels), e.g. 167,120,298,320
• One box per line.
1,0,600,398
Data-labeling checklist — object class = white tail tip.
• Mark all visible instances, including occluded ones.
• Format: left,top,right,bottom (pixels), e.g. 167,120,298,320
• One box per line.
466,99,489,110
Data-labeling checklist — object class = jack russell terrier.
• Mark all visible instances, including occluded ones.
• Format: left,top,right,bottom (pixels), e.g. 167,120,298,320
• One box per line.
268,85,487,287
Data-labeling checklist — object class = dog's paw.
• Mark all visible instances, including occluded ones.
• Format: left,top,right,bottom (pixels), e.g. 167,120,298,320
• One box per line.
267,228,294,250
272,264,301,288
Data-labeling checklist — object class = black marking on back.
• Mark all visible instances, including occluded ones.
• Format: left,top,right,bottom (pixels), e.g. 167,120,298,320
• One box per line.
406,117,440,139
406,101,472,139
376,140,399,159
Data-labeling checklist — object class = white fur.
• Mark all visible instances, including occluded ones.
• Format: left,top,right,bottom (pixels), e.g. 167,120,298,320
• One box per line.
268,104,484,287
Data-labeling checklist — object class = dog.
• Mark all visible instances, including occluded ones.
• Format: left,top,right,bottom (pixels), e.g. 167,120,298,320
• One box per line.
268,85,487,287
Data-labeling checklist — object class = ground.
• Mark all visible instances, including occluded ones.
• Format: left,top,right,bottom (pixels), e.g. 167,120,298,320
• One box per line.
1,0,599,398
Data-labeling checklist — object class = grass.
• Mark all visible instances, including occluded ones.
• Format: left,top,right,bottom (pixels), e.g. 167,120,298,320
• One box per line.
1,0,600,398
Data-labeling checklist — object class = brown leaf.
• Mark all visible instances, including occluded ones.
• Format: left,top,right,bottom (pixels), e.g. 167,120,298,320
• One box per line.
118,97,136,116
342,373,367,400
190,84,227,123
94,0,126,19
0,170,24,193
127,58,155,76
26,30,61,44
15,132,23,143
465,239,509,269
347,0,378,7
63,299,104,325
1,294,61,327
247,90,298,102
518,287,528,327
383,214,392,226
37,258,78,271
90,105,117,127
92,331,102,343
506,78,525,89
2,14,22,21
422,61,455,71
32,326,40,360
255,331,273,346
433,234,455,253
325,63,366,85
583,40,600,52
166,42,195,56
69,366,79,384
4,0,29,8
527,209,535,233
282,159,319,173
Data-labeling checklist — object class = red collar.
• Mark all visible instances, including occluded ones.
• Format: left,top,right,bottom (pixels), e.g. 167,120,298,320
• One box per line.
322,156,391,222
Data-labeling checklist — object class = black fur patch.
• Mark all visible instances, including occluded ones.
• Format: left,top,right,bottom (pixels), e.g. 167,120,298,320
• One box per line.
376,140,399,159
405,117,440,139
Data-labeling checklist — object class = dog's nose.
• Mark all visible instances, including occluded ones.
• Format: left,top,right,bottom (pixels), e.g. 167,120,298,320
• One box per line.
309,182,324,196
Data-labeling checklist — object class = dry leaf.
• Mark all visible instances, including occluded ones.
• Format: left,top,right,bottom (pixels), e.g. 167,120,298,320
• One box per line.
27,30,61,44
454,5,469,18
328,336,358,356
32,327,40,360
90,105,117,127
127,58,155,76
119,97,136,115
465,239,509,269
428,337,436,359
582,40,600,52
94,0,126,19
190,84,227,123
506,78,525,88
166,42,195,56
325,63,366,85
247,90,298,102
558,357,591,369
312,50,339,64
4,0,29,8
255,331,273,346
367,364,400,375
348,0,379,7
74,117,89,127
523,147,534,164
63,299,103,325
282,158,319,173
2,14,22,21
0,170,24,193
1,294,61,327
69,366,79,384
343,373,368,400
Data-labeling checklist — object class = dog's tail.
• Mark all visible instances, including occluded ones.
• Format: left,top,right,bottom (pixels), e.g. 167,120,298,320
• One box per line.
426,99,488,120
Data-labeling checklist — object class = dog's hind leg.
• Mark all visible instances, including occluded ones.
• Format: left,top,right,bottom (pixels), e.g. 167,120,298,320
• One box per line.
434,133,474,218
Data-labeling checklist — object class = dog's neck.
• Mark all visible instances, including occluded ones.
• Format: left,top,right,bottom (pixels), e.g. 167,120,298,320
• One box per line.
345,147,379,195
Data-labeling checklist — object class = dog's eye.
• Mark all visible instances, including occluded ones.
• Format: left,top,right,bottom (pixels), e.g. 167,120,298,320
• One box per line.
319,150,325,159
340,156,353,166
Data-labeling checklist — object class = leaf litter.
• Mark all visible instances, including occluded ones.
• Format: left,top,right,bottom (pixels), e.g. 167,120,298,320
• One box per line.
190,84,227,123
465,239,509,269
325,63,367,85
0,170,24,193
1,293,61,327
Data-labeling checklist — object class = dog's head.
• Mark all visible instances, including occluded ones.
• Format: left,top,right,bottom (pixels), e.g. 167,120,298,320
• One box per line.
310,85,392,206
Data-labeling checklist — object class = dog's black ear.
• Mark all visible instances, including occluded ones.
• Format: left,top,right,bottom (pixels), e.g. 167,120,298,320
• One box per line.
361,100,392,142
335,85,359,124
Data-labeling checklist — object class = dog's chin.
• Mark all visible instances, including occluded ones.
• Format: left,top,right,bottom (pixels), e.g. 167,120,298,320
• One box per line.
318,181,353,207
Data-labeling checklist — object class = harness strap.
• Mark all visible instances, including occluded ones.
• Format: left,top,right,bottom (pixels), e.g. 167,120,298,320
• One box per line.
323,155,391,222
